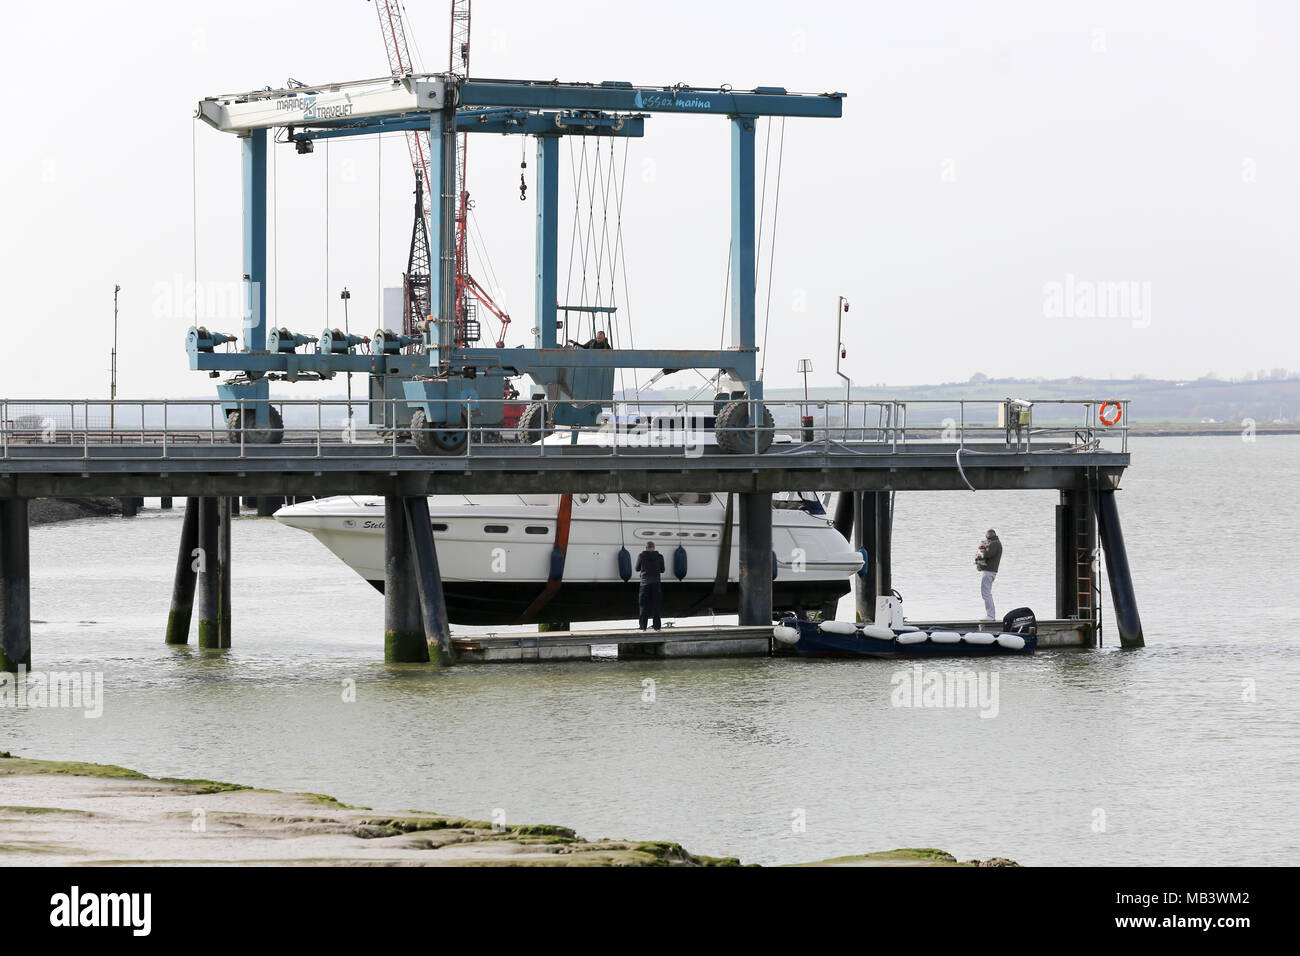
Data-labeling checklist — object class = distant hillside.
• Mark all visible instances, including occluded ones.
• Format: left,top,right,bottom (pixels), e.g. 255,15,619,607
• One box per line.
637,376,1300,425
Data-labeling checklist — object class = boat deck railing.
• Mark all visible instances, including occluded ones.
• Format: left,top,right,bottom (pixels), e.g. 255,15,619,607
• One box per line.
0,397,1129,460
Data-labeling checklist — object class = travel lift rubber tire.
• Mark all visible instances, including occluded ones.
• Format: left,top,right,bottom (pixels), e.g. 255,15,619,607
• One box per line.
410,408,468,456
715,399,774,454
517,402,552,443
226,406,284,445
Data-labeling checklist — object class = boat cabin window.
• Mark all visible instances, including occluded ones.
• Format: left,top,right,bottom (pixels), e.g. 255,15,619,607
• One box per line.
430,523,448,532
484,525,509,533
628,492,713,505
524,526,549,535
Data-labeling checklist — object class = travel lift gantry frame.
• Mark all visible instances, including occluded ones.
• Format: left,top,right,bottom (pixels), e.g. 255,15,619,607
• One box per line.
190,73,844,452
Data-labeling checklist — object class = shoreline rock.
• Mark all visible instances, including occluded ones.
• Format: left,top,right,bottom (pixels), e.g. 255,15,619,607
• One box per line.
29,498,124,526
0,753,1015,866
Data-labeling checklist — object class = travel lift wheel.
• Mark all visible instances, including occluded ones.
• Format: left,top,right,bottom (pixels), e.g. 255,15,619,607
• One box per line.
517,402,552,443
226,406,284,445
714,399,774,454
410,408,468,455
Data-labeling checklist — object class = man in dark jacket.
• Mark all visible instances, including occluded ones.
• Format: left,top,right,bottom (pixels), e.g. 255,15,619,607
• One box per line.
975,529,1003,620
567,330,611,349
634,541,665,631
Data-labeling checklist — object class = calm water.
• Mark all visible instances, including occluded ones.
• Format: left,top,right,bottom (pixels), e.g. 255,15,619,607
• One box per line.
3,436,1298,866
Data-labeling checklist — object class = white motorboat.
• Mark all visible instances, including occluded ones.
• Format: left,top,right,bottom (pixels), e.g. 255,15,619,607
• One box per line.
274,489,861,625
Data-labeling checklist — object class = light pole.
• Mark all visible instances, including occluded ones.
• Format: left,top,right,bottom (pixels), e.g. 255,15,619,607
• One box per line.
834,296,850,439
111,284,120,433
796,358,814,441
340,288,353,419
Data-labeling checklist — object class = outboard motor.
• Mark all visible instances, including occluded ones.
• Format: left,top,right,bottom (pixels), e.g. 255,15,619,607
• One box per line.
1001,607,1037,635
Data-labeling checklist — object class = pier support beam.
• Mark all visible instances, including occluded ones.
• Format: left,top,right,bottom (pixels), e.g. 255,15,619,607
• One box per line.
218,496,233,648
164,498,200,644
383,496,428,663
1055,490,1096,624
1096,489,1144,648
196,497,222,648
0,498,32,672
738,491,773,625
853,492,893,622
404,496,454,667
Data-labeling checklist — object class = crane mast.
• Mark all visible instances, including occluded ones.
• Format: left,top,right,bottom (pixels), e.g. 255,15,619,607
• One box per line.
371,0,510,348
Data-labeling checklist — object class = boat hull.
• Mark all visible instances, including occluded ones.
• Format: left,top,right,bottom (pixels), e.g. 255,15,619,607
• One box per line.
366,579,850,626
779,619,1037,658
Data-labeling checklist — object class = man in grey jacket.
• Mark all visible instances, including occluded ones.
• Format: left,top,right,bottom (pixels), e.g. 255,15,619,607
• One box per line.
975,529,1002,620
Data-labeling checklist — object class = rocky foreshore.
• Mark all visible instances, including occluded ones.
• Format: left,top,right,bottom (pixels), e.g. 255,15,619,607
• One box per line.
0,753,1016,866
29,498,124,526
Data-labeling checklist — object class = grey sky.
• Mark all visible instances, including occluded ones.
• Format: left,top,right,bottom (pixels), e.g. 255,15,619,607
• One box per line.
2,0,1296,400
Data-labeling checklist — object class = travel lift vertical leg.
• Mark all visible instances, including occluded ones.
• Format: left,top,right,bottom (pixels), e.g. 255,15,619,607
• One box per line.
165,497,200,644
731,115,762,405
0,497,31,673
536,134,559,351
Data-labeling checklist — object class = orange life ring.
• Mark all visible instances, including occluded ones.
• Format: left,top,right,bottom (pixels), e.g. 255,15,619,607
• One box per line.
1098,402,1122,427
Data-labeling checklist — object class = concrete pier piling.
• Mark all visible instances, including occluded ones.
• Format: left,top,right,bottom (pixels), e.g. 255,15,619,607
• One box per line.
852,492,893,622
164,497,200,645
403,496,454,667
0,498,32,672
1055,489,1097,625
738,492,773,625
196,497,222,648
1096,489,1144,648
218,496,233,648
383,495,429,663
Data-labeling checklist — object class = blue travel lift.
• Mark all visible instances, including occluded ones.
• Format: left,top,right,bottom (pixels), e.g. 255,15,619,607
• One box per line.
190,74,844,451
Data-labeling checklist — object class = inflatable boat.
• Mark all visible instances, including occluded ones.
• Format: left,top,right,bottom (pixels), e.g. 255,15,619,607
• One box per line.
773,607,1038,658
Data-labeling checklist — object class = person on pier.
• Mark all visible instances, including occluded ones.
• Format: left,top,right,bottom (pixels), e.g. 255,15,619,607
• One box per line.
635,541,665,631
976,529,1002,620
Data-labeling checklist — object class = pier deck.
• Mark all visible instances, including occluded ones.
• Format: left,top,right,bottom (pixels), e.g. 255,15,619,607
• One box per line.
0,440,1127,497
452,618,1095,662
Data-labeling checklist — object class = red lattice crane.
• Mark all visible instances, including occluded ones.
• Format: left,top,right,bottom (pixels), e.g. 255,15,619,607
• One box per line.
371,0,512,348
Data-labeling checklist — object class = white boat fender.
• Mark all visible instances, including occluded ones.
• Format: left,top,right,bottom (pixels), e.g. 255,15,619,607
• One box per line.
929,630,962,644
819,620,858,636
896,631,928,645
860,624,895,640
996,633,1026,650
894,625,921,633
773,625,801,645
961,632,997,645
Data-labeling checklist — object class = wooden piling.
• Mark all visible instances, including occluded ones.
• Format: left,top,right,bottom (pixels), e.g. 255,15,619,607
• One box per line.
738,492,773,625
1096,489,1144,648
218,496,233,648
404,496,454,666
164,497,199,645
196,497,221,648
383,496,428,663
0,498,32,672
